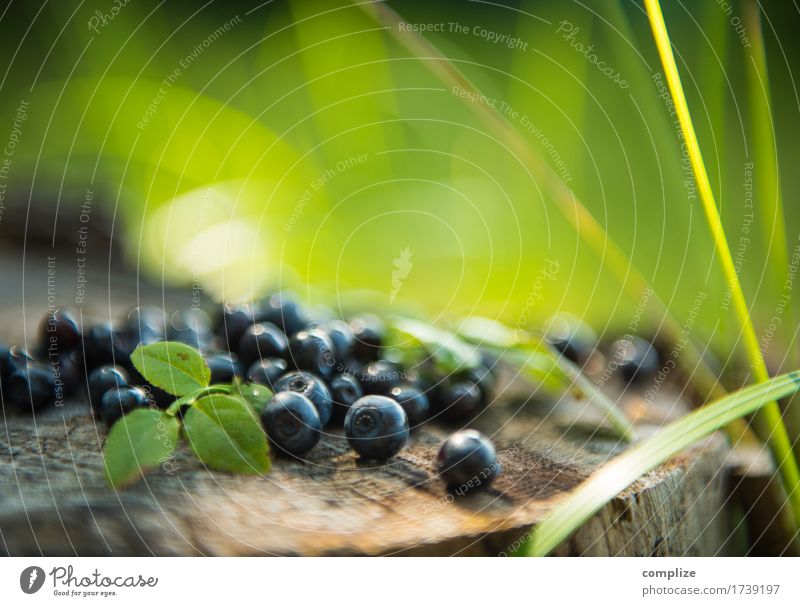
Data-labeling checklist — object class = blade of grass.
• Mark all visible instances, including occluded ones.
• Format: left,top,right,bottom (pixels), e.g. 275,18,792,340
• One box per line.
644,0,800,527
743,0,797,371
356,0,727,408
525,370,800,556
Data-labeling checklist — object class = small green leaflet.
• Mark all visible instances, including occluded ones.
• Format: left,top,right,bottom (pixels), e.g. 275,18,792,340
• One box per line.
388,317,480,373
130,341,211,396
232,382,274,414
104,408,180,488
182,394,271,474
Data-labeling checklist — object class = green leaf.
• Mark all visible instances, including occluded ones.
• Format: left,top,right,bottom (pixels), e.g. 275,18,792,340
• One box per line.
130,341,211,397
103,408,180,489
232,382,274,414
182,394,271,475
523,371,800,556
388,318,480,374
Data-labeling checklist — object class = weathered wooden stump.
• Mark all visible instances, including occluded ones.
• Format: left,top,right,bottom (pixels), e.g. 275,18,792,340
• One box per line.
0,245,733,555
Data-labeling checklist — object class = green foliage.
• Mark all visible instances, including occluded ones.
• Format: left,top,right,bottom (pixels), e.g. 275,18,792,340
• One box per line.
130,342,211,397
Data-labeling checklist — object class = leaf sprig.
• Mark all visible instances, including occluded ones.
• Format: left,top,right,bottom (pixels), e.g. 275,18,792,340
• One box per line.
103,342,271,488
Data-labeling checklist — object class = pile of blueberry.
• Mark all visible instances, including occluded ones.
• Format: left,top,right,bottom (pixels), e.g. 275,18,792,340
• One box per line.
0,295,502,492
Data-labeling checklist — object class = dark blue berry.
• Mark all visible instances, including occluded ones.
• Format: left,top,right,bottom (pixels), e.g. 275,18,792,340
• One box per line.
123,306,166,347
99,385,149,427
455,365,495,400
217,301,258,351
261,391,321,457
0,344,32,383
167,308,213,350
273,370,333,426
323,320,355,361
546,314,597,364
40,308,82,354
205,352,243,384
329,373,364,424
88,365,129,410
237,322,288,368
349,315,384,361
5,363,58,412
437,430,500,490
82,323,128,370
257,294,307,337
433,380,484,423
611,336,659,382
358,360,405,394
246,357,288,389
344,395,409,460
287,328,336,378
389,384,430,427
56,350,83,397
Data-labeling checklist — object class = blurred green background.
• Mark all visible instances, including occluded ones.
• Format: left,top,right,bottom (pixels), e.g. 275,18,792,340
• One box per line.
1,0,798,364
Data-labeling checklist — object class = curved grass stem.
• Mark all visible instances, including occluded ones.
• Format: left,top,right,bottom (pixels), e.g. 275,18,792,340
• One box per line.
644,0,800,528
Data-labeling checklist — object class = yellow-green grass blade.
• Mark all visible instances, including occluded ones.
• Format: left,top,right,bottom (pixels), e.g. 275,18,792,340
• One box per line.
526,371,800,556
644,0,800,527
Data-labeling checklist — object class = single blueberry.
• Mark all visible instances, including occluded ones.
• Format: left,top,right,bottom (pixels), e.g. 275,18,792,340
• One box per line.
273,370,333,427
56,349,84,397
99,385,150,427
287,328,336,378
123,306,167,347
5,363,58,413
216,301,258,351
247,357,288,390
349,315,385,361
237,322,289,368
344,395,409,460
545,314,597,364
323,319,355,361
257,294,308,337
432,380,485,423
261,391,321,458
611,336,660,383
167,308,213,350
39,308,82,355
82,323,128,371
205,352,243,384
389,384,430,428
358,360,405,394
0,344,33,383
88,365,129,411
329,373,364,424
437,430,501,491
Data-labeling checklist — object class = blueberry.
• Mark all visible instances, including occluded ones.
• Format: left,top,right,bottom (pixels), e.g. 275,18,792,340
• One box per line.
432,380,484,423
329,373,364,424
611,336,660,382
358,360,405,394
261,391,321,457
40,308,82,354
0,344,33,383
287,328,336,378
273,370,333,427
344,395,409,460
56,350,83,397
167,308,213,350
5,363,57,412
455,365,495,400
545,314,597,364
323,320,355,361
437,430,500,491
237,322,288,368
205,352,243,384
123,306,166,347
99,386,149,427
349,315,384,361
217,301,258,351
82,323,128,370
257,294,307,336
247,358,288,390
389,384,430,427
88,365,129,410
